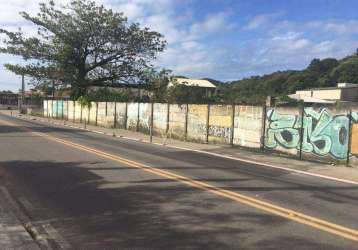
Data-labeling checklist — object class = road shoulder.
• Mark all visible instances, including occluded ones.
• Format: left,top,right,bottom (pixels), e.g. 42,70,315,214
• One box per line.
0,186,40,250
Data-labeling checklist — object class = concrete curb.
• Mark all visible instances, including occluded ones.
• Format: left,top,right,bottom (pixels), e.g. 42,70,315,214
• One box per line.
0,186,45,249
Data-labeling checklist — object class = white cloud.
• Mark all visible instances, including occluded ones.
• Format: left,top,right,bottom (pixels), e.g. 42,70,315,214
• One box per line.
190,12,234,36
0,0,236,90
1,1,358,90
244,15,269,30
243,12,283,30
306,20,358,35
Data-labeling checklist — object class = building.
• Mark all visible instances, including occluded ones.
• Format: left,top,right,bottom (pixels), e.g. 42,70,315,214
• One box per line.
168,78,217,97
0,92,18,108
289,83,358,103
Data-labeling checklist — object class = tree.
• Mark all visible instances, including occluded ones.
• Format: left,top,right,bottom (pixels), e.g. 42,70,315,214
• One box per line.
0,0,166,98
142,68,171,102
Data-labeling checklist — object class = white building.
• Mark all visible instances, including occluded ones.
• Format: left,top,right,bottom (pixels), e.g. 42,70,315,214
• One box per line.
289,83,358,103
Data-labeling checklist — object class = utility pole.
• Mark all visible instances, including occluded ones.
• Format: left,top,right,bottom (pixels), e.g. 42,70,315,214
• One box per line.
52,80,55,99
18,73,25,113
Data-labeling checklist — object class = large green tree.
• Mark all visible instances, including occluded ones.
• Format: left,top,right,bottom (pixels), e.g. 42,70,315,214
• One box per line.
0,0,166,98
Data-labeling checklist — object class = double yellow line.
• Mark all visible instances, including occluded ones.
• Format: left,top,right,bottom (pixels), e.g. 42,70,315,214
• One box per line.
2,117,358,241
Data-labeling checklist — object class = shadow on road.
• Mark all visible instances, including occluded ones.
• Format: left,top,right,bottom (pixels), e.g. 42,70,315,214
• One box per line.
0,159,349,249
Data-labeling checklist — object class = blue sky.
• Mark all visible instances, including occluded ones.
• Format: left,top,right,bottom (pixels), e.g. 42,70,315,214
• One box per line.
1,0,358,91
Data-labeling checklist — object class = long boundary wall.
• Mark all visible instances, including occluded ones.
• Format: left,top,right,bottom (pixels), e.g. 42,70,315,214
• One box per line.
233,105,263,148
168,104,187,140
43,100,358,165
208,105,232,144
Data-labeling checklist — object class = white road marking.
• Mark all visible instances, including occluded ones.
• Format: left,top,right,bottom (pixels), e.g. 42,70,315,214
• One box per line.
15,114,358,185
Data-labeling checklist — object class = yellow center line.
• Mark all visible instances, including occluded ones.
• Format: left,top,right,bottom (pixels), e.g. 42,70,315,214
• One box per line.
1,117,358,241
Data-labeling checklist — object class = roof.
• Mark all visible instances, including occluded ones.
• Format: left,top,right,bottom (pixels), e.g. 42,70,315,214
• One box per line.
298,83,358,91
168,78,216,88
288,94,335,103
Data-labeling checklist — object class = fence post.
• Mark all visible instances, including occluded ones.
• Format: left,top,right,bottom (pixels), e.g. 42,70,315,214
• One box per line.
346,110,353,166
124,102,128,130
166,103,170,136
61,100,64,120
80,103,83,123
95,102,98,126
260,105,268,151
230,104,235,146
47,100,50,122
87,104,90,125
150,102,154,143
184,104,188,141
206,104,210,144
114,102,117,129
66,100,69,121
55,99,58,119
298,105,305,160
50,99,54,120
136,102,140,132
73,101,75,123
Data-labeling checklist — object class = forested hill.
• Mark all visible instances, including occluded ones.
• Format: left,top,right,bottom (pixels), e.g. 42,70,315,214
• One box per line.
217,50,358,104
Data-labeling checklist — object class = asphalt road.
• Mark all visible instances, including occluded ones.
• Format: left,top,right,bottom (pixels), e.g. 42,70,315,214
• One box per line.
0,112,357,249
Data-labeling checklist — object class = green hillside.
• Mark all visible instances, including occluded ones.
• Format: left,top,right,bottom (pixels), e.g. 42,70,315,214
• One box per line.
218,49,358,104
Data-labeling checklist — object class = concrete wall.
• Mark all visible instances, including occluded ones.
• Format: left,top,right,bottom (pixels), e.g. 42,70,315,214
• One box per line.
208,105,232,144
351,111,358,156
81,104,89,123
63,100,68,120
58,100,64,119
264,107,300,156
105,102,115,128
43,100,48,117
168,104,187,139
88,102,97,125
301,107,351,161
48,101,53,118
67,101,74,121
50,100,65,119
138,103,151,133
265,106,355,162
52,100,58,118
43,100,358,166
296,90,312,97
74,101,82,123
115,103,127,129
312,89,342,100
351,124,358,155
341,88,358,102
127,103,139,131
187,104,208,142
234,105,263,148
153,103,168,136
97,102,106,127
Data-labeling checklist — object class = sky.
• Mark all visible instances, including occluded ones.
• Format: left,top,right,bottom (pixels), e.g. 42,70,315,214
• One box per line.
1,0,358,91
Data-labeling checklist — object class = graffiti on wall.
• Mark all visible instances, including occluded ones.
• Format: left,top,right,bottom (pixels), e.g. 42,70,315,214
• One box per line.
208,125,231,138
265,108,357,159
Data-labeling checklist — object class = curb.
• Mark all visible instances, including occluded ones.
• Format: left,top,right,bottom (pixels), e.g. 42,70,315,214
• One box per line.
0,186,47,249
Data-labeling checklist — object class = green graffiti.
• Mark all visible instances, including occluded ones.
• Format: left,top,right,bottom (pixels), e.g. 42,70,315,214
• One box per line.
51,101,64,117
302,108,332,156
352,112,358,122
328,116,349,159
265,110,300,149
265,108,350,159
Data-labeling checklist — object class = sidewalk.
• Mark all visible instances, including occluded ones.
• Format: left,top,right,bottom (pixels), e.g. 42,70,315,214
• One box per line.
0,186,40,250
7,110,358,185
